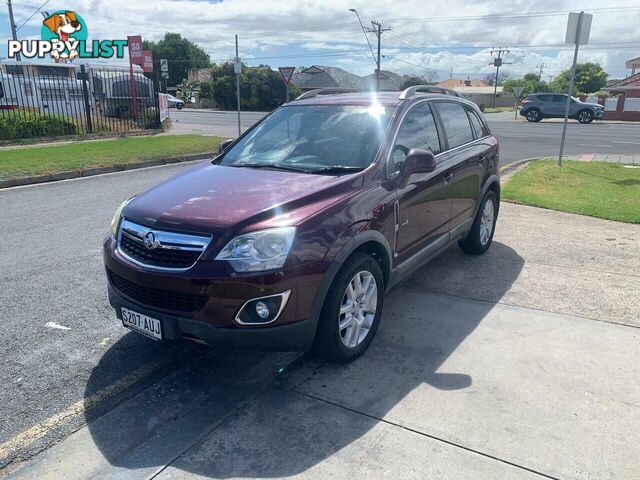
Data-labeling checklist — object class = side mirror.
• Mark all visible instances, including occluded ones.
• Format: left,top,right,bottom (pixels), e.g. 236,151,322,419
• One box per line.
218,139,234,153
402,148,436,176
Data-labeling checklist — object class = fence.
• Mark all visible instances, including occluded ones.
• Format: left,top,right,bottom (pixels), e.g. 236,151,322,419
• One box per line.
0,63,161,141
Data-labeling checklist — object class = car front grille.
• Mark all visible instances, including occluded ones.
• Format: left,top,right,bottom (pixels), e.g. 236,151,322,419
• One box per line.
108,269,208,313
117,219,211,270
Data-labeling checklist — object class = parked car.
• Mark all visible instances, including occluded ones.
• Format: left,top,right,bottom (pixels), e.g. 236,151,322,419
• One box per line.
104,86,500,363
519,93,604,123
166,94,184,109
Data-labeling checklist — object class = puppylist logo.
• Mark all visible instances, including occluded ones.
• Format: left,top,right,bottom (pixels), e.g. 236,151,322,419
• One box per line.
7,10,128,61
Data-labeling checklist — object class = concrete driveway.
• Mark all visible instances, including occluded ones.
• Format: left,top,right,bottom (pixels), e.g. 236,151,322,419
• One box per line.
3,162,638,479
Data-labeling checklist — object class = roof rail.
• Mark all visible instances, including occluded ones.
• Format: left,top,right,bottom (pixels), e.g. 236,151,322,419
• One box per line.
295,88,368,100
398,85,459,100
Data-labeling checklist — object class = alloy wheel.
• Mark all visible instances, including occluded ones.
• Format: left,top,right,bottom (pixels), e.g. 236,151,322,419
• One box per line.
339,271,378,348
479,198,495,246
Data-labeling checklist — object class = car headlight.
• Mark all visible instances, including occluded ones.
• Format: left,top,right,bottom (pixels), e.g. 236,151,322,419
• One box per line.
109,197,134,238
215,227,296,272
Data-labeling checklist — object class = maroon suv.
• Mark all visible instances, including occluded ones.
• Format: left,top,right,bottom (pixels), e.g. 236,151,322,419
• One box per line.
104,86,499,363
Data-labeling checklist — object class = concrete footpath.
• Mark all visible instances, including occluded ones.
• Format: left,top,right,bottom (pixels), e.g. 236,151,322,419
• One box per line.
5,202,640,480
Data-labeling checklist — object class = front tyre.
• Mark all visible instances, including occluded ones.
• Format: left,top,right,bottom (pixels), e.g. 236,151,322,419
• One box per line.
459,190,498,255
313,253,384,363
577,109,594,124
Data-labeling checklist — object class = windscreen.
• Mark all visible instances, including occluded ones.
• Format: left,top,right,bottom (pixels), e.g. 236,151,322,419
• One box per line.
220,104,391,173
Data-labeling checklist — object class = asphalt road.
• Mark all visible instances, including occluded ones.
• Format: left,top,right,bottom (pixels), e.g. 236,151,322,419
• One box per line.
170,109,640,164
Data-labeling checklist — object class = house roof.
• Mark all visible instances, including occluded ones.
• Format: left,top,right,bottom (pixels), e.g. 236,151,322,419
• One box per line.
436,78,490,89
362,70,407,90
604,73,640,91
291,66,365,90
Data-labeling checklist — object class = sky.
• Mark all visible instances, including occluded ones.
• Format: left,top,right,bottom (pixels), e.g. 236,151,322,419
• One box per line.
2,0,640,82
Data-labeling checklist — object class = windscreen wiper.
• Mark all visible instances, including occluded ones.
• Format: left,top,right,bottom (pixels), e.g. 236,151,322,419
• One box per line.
230,163,310,173
309,165,365,174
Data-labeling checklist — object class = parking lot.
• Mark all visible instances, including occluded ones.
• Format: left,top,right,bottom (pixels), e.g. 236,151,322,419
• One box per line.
1,162,639,479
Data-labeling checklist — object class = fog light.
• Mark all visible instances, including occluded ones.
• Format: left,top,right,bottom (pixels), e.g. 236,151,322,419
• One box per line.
255,301,270,319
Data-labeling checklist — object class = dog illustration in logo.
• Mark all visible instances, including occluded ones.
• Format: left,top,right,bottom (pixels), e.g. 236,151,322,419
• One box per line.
42,12,82,59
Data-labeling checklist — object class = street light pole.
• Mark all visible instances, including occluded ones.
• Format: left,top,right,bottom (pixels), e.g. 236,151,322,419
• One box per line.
7,0,21,61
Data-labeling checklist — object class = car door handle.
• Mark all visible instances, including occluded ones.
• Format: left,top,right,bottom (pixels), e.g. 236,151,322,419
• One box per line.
477,155,487,164
442,173,454,185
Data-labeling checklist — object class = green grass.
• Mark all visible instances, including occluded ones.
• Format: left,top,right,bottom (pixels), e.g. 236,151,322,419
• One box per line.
0,135,221,180
503,160,640,223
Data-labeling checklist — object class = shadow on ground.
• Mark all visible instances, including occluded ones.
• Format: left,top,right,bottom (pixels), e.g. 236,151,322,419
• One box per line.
84,242,524,478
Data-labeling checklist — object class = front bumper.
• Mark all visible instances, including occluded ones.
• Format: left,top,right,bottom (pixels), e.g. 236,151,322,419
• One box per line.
594,109,605,119
109,286,317,350
103,235,327,351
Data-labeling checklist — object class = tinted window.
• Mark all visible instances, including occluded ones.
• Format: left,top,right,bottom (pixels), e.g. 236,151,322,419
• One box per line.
552,95,566,103
437,102,474,148
390,103,441,174
467,109,485,138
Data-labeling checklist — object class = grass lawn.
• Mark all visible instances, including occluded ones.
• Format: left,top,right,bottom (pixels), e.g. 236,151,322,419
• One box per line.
503,159,640,223
0,135,221,180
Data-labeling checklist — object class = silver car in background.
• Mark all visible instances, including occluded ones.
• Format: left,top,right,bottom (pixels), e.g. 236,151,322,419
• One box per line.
520,93,605,123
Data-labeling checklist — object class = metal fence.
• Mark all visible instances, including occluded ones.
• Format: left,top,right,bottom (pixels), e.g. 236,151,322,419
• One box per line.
0,63,161,140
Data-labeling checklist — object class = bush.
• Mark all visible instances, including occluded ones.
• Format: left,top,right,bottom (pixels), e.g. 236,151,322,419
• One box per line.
0,113,77,140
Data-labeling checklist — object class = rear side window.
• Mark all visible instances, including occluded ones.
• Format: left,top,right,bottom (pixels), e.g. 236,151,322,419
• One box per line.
467,109,485,139
436,102,474,149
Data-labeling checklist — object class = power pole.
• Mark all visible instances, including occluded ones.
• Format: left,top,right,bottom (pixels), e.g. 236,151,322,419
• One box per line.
536,63,546,81
365,20,391,91
7,0,21,61
490,47,510,108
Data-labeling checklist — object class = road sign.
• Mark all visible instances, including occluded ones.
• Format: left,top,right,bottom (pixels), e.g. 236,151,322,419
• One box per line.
278,67,296,85
160,58,168,79
565,12,592,45
512,86,525,98
234,58,242,74
559,11,592,166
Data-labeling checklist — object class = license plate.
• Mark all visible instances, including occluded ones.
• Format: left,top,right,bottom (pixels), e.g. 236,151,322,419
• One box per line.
121,307,162,340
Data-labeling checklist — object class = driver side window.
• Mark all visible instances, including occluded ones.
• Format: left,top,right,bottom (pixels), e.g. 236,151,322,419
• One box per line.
389,103,441,175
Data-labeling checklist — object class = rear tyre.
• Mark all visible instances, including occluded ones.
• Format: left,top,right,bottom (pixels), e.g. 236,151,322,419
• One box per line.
577,109,594,124
459,190,498,255
313,253,384,363
176,104,184,110
525,109,542,122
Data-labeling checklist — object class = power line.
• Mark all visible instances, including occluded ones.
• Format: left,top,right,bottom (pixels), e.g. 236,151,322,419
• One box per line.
16,0,51,31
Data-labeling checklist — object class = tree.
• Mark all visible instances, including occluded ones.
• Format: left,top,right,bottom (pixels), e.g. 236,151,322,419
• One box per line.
143,33,210,86
206,62,301,111
400,76,428,90
503,72,550,97
549,62,608,95
483,71,511,86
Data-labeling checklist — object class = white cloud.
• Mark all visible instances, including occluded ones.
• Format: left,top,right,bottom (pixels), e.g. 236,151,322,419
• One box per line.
4,0,639,79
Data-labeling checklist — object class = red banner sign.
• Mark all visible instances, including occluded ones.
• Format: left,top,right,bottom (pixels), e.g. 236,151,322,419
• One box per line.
142,50,154,72
127,35,144,64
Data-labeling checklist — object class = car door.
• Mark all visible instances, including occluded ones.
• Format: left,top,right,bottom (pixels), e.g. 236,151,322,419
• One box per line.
390,101,453,263
548,94,567,116
434,101,485,235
